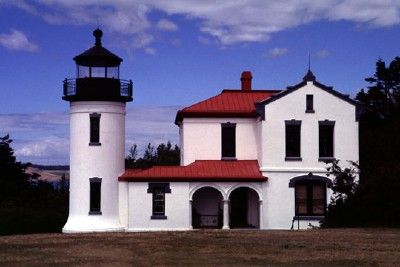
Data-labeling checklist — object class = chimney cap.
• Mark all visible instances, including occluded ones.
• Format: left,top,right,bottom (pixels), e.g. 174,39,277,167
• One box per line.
241,71,253,80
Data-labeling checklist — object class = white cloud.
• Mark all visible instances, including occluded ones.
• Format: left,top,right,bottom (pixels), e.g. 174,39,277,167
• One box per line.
144,47,156,55
4,1,400,47
157,19,178,31
0,29,38,52
267,47,288,57
317,49,330,58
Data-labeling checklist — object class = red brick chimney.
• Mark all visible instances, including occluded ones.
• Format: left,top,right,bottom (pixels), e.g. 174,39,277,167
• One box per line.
241,71,252,91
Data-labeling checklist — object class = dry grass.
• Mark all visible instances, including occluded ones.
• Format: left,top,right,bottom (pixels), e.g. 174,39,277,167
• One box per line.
0,228,399,266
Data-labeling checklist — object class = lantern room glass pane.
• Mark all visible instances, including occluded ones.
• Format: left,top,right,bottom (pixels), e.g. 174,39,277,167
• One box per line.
77,65,90,78
107,66,119,78
91,67,106,78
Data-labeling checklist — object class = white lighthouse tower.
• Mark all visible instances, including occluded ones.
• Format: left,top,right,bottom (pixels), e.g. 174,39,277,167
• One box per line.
62,29,132,233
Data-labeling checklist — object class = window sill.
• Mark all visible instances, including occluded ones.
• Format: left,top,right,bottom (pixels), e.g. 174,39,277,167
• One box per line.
319,157,335,162
305,109,315,113
89,142,101,146
221,157,237,161
89,211,102,215
151,215,167,220
293,215,324,221
285,157,302,161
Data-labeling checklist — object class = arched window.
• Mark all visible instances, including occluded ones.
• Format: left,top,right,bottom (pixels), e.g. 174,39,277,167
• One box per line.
289,173,332,217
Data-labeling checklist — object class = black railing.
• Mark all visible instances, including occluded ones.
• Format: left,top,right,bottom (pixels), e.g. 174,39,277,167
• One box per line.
63,78,133,98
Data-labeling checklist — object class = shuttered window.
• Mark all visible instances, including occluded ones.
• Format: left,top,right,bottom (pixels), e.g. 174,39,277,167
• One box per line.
295,181,326,216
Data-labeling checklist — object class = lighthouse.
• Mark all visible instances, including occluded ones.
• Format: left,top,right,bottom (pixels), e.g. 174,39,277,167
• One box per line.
62,29,132,232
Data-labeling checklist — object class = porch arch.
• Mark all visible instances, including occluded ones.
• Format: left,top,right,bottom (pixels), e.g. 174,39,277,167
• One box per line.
228,186,262,229
191,186,224,229
189,183,226,200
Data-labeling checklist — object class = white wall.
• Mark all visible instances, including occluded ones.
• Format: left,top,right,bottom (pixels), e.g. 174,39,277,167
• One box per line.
263,171,333,229
261,81,359,171
181,118,259,165
63,101,125,233
127,182,191,231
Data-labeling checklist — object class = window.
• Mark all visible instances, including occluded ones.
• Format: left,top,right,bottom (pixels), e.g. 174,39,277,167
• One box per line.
89,177,102,215
285,120,301,160
319,121,335,159
306,94,314,113
221,123,236,159
295,181,326,216
89,113,101,145
147,183,171,219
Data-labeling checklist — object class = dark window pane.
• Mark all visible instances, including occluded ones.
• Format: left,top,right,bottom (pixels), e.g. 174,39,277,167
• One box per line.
319,124,334,157
306,95,313,111
286,124,301,157
90,116,100,143
90,182,101,212
222,125,236,158
153,188,165,215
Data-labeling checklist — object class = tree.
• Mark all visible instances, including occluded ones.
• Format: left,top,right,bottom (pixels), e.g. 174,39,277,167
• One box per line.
356,57,400,122
0,134,31,202
125,142,180,169
323,160,360,227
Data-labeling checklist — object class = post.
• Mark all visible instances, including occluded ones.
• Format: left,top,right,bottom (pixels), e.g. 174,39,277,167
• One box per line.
258,200,263,229
189,200,193,230
222,200,230,229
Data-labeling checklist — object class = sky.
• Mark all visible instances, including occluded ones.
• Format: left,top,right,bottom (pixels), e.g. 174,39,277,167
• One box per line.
0,0,400,165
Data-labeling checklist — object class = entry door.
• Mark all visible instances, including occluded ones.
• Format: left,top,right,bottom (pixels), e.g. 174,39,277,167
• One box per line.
230,188,248,227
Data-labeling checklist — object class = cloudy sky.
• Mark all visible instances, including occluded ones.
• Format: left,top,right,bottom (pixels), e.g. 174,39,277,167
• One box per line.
0,0,399,165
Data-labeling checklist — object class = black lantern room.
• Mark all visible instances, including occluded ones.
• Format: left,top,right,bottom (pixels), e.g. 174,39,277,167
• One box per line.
62,29,133,102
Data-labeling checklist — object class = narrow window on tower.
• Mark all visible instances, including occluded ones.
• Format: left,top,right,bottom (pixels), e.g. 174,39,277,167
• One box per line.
147,183,171,220
89,177,102,215
89,113,101,146
306,94,314,113
319,120,335,161
221,122,236,159
285,120,301,160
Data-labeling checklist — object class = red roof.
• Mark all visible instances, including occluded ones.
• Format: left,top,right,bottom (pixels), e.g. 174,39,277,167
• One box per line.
175,89,280,124
119,160,266,182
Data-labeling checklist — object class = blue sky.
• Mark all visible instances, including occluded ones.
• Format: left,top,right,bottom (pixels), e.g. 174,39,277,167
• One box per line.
0,1,399,165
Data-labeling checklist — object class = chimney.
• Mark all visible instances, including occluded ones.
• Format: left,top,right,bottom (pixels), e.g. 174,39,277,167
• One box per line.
241,71,252,91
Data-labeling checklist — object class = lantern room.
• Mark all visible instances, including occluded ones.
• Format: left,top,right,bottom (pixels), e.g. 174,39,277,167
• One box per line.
62,28,133,102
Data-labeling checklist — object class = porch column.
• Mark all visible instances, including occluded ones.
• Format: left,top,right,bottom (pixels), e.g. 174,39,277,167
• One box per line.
189,200,193,230
222,199,230,229
258,199,263,229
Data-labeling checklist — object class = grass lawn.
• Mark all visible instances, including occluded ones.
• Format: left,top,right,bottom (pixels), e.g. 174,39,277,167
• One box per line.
0,228,399,266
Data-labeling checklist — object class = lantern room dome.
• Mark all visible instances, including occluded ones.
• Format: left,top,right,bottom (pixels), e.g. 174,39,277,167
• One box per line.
73,28,122,67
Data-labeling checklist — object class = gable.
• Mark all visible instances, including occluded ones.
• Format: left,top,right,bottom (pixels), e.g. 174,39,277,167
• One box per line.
255,71,360,121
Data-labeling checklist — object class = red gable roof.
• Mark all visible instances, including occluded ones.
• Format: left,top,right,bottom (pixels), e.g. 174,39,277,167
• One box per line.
119,160,266,182
175,89,280,124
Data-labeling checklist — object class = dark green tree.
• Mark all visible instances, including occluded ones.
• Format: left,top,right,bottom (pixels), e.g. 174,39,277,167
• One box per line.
125,141,180,169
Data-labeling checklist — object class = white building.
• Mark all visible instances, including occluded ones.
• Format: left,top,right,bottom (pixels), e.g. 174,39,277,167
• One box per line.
62,30,359,233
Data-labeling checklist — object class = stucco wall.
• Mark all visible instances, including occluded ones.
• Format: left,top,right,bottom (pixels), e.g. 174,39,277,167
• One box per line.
63,101,126,233
127,182,191,231
181,118,259,165
261,82,359,171
263,171,333,229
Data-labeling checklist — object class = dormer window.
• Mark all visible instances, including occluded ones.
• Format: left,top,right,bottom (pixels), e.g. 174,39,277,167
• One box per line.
306,94,314,113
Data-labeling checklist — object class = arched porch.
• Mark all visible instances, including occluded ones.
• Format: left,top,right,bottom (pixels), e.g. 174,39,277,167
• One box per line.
228,187,261,229
191,186,224,229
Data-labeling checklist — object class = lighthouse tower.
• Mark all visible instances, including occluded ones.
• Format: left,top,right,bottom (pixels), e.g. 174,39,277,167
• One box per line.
62,29,132,232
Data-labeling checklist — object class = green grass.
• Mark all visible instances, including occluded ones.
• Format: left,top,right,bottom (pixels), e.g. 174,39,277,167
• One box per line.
0,228,399,266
